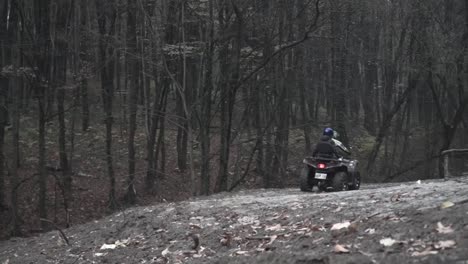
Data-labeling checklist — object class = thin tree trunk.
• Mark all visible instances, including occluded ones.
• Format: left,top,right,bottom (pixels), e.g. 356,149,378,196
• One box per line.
55,0,72,209
0,0,8,210
363,28,378,135
200,0,214,195
81,80,89,131
34,0,50,230
11,75,21,235
176,94,188,171
297,0,311,154
254,81,264,176
125,0,139,204
216,2,242,192
96,0,117,208
38,98,47,229
156,93,168,179
79,0,90,131
8,3,21,233
146,84,167,191
0,106,5,210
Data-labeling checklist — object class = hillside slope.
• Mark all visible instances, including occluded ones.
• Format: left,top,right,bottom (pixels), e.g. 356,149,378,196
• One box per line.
1,178,468,264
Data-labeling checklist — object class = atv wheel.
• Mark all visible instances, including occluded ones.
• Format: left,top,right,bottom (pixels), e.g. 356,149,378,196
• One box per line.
300,166,312,192
349,172,361,190
332,171,349,192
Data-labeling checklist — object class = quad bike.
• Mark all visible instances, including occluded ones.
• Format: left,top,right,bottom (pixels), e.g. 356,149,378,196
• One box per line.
300,156,360,192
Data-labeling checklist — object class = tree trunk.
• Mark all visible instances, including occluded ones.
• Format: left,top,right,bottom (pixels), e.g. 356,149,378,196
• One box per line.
33,0,51,230
176,93,188,172
11,75,21,235
96,0,117,208
0,0,9,210
79,0,90,131
297,0,312,154
125,0,139,204
146,83,166,191
38,98,47,228
7,1,21,233
156,93,168,179
254,81,264,176
54,0,72,209
330,0,349,146
216,2,242,192
199,0,214,195
363,25,378,135
0,105,5,210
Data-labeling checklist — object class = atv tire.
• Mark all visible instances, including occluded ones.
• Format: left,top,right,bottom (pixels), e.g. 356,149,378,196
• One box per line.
332,171,349,192
349,172,361,190
300,166,312,192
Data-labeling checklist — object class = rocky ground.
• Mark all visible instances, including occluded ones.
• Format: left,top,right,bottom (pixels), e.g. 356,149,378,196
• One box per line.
1,177,468,264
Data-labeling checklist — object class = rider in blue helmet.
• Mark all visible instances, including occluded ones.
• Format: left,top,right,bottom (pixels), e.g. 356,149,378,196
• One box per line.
313,127,350,157
323,127,334,137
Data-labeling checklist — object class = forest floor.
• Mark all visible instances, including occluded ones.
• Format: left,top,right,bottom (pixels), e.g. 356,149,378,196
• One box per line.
1,177,468,264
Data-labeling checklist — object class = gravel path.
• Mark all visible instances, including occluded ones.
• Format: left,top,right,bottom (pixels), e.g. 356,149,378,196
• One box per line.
1,177,468,264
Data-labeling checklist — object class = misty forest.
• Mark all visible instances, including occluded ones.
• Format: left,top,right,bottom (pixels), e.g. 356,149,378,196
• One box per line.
0,0,467,238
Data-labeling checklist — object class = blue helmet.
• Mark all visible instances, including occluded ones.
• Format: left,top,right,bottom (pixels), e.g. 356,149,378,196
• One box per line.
323,127,334,137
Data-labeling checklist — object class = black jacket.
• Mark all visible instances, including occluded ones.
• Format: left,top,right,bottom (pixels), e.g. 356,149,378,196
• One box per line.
312,135,339,158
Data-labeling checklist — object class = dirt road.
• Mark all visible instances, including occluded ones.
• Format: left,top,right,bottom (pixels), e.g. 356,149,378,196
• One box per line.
1,177,468,264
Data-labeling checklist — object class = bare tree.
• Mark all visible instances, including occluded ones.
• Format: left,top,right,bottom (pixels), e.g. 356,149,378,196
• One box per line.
95,0,117,208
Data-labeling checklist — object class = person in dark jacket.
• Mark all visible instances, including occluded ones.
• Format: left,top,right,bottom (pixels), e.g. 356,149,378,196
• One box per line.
312,127,350,158
312,134,339,158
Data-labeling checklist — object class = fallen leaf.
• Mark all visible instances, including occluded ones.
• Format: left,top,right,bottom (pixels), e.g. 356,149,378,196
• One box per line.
334,244,350,253
441,201,455,209
380,238,397,247
161,247,171,257
411,248,438,257
265,224,282,231
220,237,230,246
310,225,322,232
266,235,278,246
238,216,257,225
234,250,250,255
114,240,127,248
189,224,202,229
434,240,456,249
411,240,426,248
100,244,117,250
331,221,351,230
94,253,107,257
365,228,376,234
436,222,454,234
416,180,421,184
313,237,324,243
154,257,167,264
